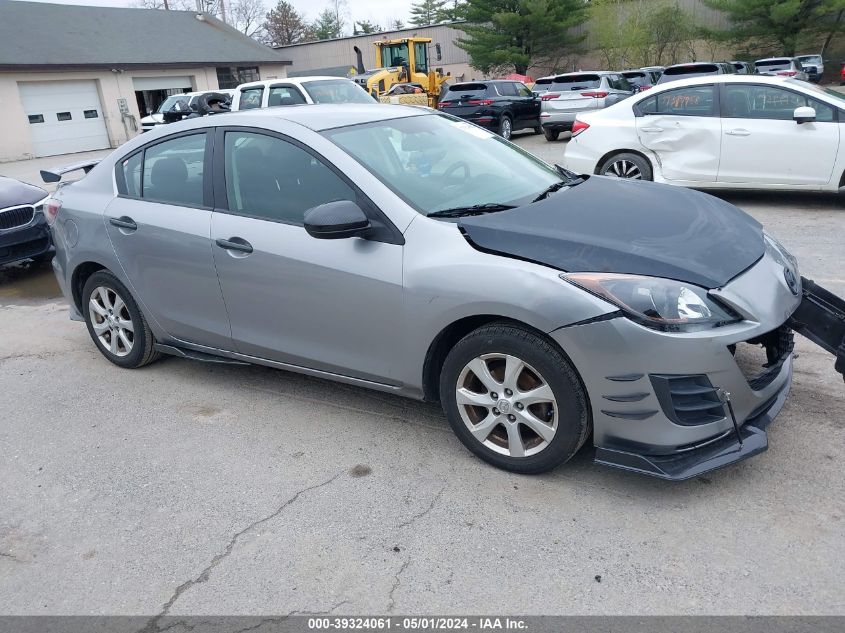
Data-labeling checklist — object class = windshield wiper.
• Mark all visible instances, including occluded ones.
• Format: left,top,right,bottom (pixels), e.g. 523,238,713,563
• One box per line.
427,203,517,218
532,165,585,203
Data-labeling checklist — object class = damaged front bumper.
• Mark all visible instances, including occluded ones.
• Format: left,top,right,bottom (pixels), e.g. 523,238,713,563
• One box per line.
789,277,845,380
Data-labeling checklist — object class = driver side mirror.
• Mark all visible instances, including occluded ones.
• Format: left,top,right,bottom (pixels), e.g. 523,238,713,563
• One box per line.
304,200,371,240
793,106,816,124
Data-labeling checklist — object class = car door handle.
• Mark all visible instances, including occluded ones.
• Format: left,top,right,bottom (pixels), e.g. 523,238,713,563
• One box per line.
215,237,253,254
640,127,663,133
109,216,137,231
726,129,751,136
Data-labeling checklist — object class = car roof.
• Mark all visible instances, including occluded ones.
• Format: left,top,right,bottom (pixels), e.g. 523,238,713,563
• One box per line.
630,73,842,100
755,57,794,63
219,103,428,131
236,76,351,90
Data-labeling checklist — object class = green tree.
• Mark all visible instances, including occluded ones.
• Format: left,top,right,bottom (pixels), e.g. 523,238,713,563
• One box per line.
703,0,845,56
312,6,344,39
410,0,446,26
457,0,588,75
354,19,380,34
436,0,466,22
390,18,406,29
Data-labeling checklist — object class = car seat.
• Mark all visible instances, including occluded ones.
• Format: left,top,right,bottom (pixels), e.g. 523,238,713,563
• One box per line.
147,157,196,205
725,90,751,118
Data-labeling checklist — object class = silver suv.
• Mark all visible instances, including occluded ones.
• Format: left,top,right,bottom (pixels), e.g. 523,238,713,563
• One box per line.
754,57,809,81
539,72,634,141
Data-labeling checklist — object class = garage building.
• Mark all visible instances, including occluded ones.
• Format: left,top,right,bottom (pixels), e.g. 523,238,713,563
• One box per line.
0,0,290,162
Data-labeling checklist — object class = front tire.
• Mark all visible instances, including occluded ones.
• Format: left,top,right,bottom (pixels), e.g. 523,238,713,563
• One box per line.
440,323,591,474
533,126,542,135
82,271,160,369
498,115,513,140
597,152,653,181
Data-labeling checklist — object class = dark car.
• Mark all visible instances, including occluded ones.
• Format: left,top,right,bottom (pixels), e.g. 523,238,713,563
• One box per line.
656,62,735,84
621,69,660,92
0,176,51,266
437,80,541,140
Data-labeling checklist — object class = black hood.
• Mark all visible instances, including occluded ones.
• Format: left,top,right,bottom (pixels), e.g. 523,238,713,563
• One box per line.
459,177,764,289
0,176,47,209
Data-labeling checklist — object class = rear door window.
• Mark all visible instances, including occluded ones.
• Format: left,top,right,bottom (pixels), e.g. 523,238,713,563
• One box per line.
639,85,716,116
267,85,306,106
141,133,208,207
496,82,518,97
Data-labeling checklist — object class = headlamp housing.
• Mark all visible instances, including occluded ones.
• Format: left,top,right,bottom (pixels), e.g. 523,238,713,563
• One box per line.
562,273,742,332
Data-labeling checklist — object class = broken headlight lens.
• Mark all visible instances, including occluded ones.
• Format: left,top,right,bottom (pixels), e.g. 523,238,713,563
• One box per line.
562,273,741,332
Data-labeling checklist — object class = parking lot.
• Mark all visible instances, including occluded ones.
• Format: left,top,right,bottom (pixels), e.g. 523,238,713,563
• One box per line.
1,136,844,617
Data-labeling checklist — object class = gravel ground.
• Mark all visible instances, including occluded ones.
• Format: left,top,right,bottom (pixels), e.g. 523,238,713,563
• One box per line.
0,138,843,616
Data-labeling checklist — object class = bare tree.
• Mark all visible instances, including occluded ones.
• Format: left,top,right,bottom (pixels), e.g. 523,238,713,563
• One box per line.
231,0,265,37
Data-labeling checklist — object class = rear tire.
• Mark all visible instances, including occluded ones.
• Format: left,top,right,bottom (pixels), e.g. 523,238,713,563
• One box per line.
597,152,653,181
543,128,560,142
82,271,160,369
439,322,591,474
498,115,513,140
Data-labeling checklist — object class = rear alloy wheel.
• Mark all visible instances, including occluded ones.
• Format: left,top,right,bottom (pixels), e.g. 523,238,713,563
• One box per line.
440,323,591,474
82,271,160,369
498,115,513,140
598,152,653,181
543,128,560,142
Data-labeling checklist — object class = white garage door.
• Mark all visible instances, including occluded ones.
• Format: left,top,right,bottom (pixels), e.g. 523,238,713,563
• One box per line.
19,80,111,157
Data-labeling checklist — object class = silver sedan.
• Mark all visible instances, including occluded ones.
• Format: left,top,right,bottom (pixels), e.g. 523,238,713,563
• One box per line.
44,104,844,479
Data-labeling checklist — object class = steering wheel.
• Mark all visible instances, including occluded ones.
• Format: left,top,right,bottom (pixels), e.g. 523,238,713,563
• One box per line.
443,161,471,183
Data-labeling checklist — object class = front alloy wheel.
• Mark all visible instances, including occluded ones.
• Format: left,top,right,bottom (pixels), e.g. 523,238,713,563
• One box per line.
456,353,558,458
440,322,591,474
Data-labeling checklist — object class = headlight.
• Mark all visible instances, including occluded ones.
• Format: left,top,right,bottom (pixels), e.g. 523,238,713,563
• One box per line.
561,273,741,332
764,232,798,277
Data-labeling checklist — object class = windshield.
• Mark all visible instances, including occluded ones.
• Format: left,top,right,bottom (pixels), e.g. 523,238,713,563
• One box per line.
380,43,409,68
756,59,792,70
797,55,822,65
622,72,649,86
322,114,562,216
551,74,601,90
302,79,375,104
156,95,191,113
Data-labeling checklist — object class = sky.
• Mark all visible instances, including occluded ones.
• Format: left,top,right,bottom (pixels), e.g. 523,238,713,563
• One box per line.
21,0,416,30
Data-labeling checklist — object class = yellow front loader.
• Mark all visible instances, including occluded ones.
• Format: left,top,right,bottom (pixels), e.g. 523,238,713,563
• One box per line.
350,37,450,108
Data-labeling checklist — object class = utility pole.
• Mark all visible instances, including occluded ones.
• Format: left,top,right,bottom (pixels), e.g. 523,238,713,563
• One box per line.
219,0,227,23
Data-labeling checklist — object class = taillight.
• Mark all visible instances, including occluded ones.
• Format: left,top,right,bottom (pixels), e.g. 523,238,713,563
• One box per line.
467,99,494,106
44,198,62,225
541,93,561,101
437,101,452,108
640,85,652,90
776,70,797,76
581,91,609,98
571,120,590,137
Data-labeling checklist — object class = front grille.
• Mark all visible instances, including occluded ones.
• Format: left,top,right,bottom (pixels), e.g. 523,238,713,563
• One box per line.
732,326,794,391
0,205,35,230
650,374,725,426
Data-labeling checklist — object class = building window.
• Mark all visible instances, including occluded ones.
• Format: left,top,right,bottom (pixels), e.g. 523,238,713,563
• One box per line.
84,109,99,119
216,66,260,89
28,114,44,124
57,112,72,121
